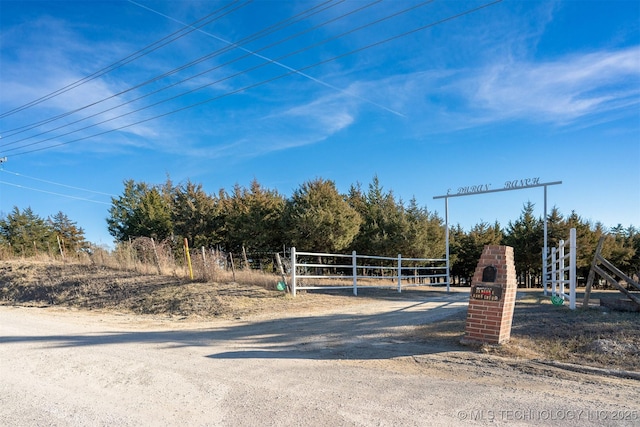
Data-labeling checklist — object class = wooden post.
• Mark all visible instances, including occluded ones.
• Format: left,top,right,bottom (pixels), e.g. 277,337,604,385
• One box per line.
184,238,193,280
229,253,236,283
151,238,162,275
242,245,249,270
201,246,208,281
275,253,290,293
128,237,137,272
583,237,605,308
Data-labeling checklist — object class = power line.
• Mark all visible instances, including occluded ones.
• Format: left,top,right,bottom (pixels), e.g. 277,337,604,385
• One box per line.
0,0,339,140
3,0,428,154
0,0,353,146
0,180,112,205
6,0,503,157
129,0,405,117
8,0,502,156
0,0,250,120
0,169,116,197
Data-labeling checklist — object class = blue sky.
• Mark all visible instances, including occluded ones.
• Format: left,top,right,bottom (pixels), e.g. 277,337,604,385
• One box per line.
0,0,638,247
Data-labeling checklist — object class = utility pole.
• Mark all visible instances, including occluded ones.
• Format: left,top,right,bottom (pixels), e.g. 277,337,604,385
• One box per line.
0,129,5,165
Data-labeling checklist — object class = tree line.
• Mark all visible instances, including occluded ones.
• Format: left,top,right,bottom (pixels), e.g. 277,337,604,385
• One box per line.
1,175,638,287
105,176,445,260
0,207,87,257
449,203,639,286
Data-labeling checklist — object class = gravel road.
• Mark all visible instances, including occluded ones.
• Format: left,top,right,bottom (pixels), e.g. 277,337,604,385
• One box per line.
1,294,638,426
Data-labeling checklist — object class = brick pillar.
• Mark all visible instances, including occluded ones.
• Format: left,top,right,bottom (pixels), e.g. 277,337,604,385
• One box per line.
462,245,517,345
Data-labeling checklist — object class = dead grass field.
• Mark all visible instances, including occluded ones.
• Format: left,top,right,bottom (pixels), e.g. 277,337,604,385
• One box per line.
0,259,388,318
0,259,638,372
416,291,640,371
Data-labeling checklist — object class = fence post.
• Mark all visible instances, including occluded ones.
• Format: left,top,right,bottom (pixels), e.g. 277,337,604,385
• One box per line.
242,245,249,270
291,247,297,297
57,235,65,259
569,228,576,310
151,238,162,275
543,247,549,296
583,236,605,307
559,239,565,299
551,247,557,296
184,238,194,280
229,253,236,282
275,252,289,293
352,250,358,296
397,254,402,293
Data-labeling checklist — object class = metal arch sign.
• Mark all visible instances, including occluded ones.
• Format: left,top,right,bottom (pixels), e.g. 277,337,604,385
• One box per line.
433,177,562,199
432,177,562,294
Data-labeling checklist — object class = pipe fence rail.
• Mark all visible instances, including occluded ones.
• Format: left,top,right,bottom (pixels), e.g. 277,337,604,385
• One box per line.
290,247,448,297
544,228,577,309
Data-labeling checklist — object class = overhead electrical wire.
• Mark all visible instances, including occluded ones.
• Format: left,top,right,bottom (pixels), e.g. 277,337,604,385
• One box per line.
4,0,503,157
0,0,353,145
2,0,429,154
0,0,342,139
0,169,116,197
2,0,388,146
128,0,405,117
0,181,112,205
6,0,502,156
0,0,251,120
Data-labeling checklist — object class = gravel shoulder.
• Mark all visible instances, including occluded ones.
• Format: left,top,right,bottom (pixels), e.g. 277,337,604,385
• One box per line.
1,301,639,426
1,260,639,426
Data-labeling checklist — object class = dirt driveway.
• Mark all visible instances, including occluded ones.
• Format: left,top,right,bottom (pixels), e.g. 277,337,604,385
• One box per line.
1,293,638,426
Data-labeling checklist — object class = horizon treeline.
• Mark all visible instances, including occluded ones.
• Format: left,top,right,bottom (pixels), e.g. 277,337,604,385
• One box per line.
1,175,638,285
0,207,88,257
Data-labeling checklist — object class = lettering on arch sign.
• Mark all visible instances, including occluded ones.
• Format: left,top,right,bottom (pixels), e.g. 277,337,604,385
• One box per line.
503,177,541,189
433,178,562,294
442,177,545,198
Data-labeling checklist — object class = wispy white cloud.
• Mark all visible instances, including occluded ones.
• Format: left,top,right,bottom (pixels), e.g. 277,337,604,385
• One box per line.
111,42,640,161
4,2,636,162
280,94,355,134
469,46,640,123
120,81,358,160
345,45,640,135
172,91,357,160
0,16,167,152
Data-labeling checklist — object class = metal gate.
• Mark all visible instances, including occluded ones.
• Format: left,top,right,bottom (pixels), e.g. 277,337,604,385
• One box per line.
544,228,577,309
290,248,447,297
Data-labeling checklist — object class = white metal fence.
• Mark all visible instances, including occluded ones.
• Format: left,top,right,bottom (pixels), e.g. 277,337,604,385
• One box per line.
544,228,577,309
290,247,448,297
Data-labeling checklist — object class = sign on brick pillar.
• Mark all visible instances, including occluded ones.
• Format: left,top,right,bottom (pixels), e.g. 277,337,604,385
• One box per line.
462,245,517,345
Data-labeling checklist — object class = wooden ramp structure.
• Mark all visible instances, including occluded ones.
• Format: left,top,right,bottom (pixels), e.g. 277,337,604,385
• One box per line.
583,237,640,310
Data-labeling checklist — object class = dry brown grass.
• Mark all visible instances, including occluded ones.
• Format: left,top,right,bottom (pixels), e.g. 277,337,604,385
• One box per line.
0,259,368,319
1,258,638,371
415,290,640,371
497,293,640,370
